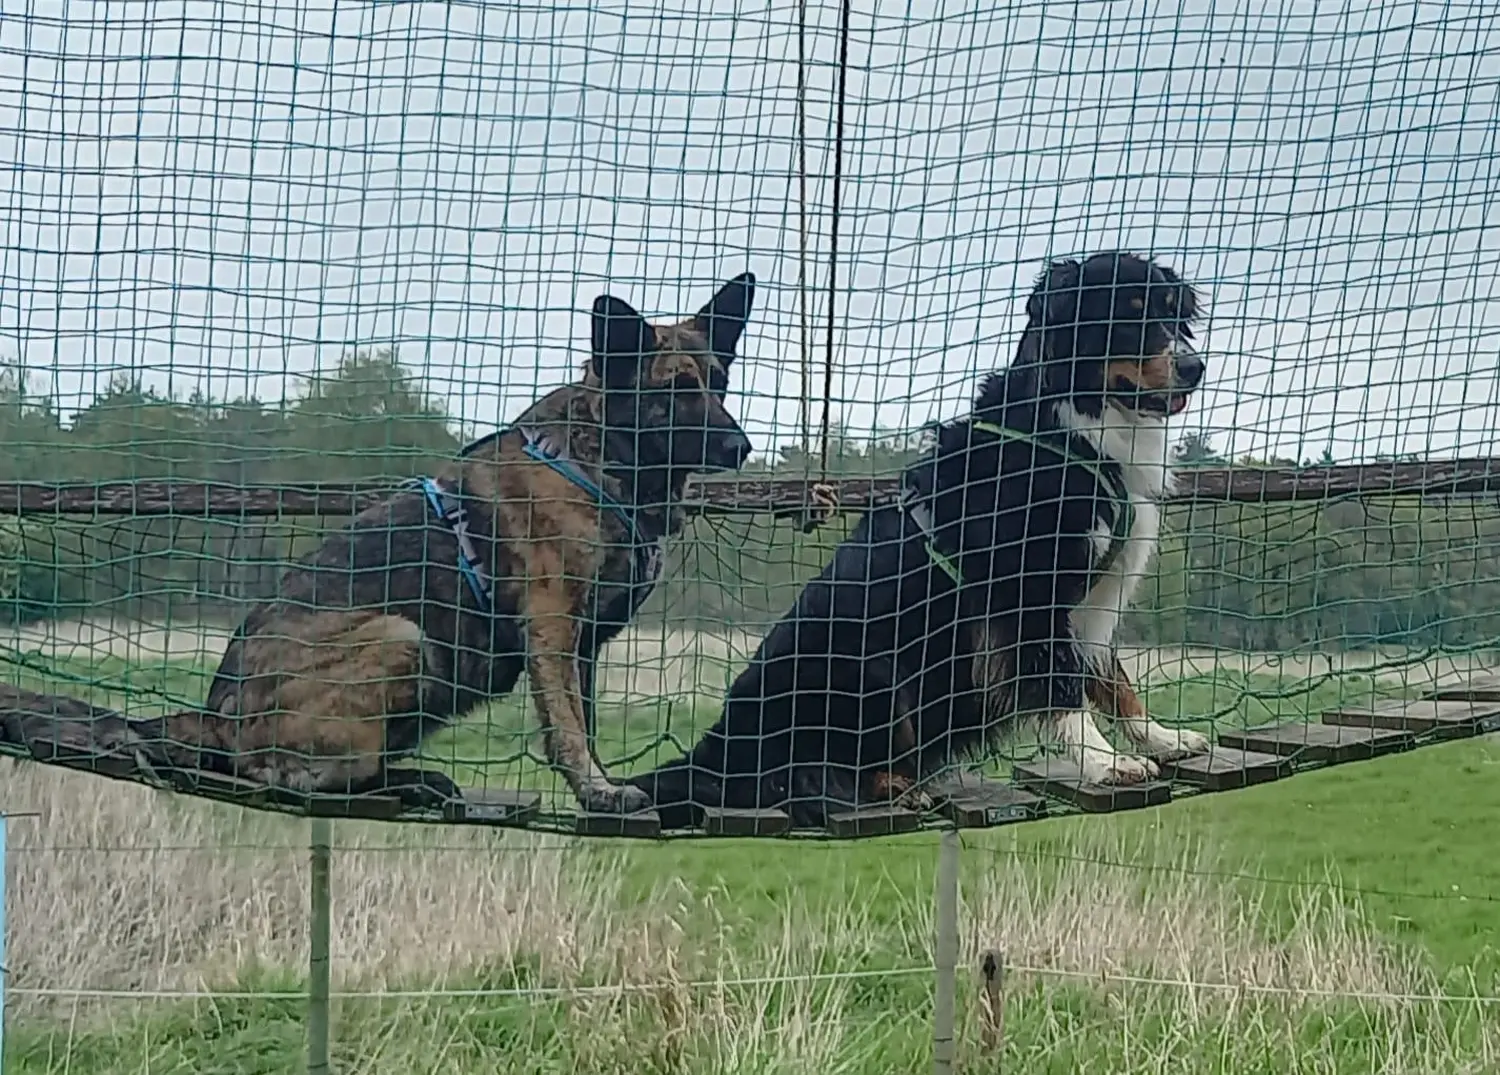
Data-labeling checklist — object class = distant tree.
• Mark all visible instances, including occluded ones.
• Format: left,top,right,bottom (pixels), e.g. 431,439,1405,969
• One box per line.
0,361,63,481
278,347,461,481
1173,432,1223,466
0,344,1493,650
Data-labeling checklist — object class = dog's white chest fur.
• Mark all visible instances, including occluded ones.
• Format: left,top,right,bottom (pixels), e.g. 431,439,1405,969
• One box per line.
1057,405,1174,671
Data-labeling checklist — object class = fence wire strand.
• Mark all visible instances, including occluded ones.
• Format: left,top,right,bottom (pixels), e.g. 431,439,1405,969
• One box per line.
1,1,1499,1069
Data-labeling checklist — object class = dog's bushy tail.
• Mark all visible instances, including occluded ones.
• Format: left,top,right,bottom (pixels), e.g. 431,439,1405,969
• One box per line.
0,684,231,775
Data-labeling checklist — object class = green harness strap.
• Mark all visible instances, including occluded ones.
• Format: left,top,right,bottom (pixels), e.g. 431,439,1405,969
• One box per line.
910,419,1136,588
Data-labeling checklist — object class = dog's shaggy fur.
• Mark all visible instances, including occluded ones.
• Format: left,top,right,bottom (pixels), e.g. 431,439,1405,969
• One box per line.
632,251,1210,828
0,274,765,816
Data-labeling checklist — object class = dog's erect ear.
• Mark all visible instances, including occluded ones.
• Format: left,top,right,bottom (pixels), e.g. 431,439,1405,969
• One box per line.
694,271,756,365
590,294,655,387
1027,258,1082,328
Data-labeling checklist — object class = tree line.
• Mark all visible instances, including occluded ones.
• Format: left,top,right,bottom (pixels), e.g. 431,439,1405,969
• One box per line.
0,350,1496,653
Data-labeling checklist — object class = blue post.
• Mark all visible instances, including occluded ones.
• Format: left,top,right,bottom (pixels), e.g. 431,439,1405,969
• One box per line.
1,812,8,1075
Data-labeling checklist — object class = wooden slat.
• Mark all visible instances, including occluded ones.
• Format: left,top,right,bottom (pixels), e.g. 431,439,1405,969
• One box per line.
825,805,922,838
26,741,139,780
1162,746,1292,791
1010,758,1171,813
1422,674,1500,704
1216,721,1414,765
575,809,662,838
701,807,792,836
931,776,1048,827
1322,699,1500,740
305,793,405,821
442,788,543,825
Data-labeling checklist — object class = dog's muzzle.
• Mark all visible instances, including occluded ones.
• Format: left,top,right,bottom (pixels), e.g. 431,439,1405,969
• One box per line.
1125,338,1205,417
710,427,754,470
1172,346,1205,391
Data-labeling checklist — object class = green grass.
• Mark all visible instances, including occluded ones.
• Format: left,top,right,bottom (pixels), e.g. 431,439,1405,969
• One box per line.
3,650,1500,1072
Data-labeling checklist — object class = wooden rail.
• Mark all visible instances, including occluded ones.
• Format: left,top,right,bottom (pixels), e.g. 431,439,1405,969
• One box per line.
0,459,1495,518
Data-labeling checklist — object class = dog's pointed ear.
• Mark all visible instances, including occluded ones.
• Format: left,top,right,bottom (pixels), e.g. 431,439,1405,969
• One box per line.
590,294,655,387
1027,258,1082,328
694,272,756,365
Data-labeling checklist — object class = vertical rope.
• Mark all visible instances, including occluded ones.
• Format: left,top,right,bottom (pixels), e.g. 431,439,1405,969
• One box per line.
796,0,812,459
0,813,8,1075
820,0,853,479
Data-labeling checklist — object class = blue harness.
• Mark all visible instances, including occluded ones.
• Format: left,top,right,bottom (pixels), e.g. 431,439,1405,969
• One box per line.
414,477,494,611
414,427,644,615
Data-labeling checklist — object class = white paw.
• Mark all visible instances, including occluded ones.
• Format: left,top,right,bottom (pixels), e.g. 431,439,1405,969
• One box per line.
1148,725,1210,760
1079,747,1159,786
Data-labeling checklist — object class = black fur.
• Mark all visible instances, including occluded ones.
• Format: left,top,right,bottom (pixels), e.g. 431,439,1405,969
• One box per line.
630,251,1206,828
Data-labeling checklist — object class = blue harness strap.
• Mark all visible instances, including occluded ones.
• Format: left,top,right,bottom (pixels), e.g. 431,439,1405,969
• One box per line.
414,426,646,616
517,426,642,545
415,476,494,613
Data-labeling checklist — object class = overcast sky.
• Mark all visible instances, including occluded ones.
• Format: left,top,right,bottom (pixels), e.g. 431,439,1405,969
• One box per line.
1,0,1496,465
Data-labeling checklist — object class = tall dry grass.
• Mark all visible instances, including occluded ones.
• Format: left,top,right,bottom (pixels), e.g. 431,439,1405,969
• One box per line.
1,757,1495,1072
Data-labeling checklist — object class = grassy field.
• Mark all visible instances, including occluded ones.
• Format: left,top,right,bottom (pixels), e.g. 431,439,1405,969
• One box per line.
1,629,1499,1072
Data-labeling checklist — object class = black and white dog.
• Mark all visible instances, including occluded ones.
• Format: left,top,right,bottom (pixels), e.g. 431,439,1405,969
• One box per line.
633,251,1211,828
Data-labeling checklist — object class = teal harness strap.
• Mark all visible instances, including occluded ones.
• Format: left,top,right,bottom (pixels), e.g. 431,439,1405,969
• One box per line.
517,426,642,545
904,420,1136,588
415,426,646,616
413,476,494,612
901,491,964,586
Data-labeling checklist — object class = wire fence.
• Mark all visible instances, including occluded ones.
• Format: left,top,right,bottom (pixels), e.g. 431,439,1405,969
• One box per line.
3,822,1500,1070
0,0,1496,836
2,0,1500,1070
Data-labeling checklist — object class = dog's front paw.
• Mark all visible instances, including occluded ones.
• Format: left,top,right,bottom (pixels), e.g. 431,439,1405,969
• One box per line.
1153,726,1210,760
896,786,935,813
579,780,654,815
1079,747,1159,786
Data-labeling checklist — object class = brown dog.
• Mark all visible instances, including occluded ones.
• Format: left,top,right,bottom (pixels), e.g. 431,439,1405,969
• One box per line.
0,273,770,815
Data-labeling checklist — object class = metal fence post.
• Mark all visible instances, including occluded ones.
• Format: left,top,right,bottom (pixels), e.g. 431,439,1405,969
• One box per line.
1,812,8,1075
933,828,960,1075
308,817,332,1075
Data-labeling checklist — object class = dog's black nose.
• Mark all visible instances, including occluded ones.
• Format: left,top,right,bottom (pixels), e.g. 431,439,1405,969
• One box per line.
720,429,754,468
1173,350,1205,389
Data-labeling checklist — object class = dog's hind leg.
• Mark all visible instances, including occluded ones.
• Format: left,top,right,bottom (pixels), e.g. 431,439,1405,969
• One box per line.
228,612,442,801
575,649,608,769
1087,656,1208,760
